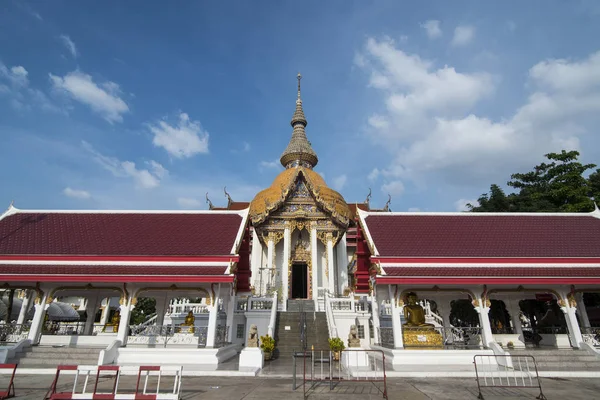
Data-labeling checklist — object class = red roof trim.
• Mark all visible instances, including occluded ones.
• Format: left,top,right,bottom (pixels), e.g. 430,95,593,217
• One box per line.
0,275,234,283
0,255,239,262
376,277,600,285
373,257,600,264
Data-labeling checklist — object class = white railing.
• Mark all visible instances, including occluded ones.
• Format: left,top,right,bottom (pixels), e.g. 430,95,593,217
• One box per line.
235,298,248,313
422,300,444,326
267,291,278,337
324,293,338,337
168,299,210,315
380,301,392,316
247,297,273,311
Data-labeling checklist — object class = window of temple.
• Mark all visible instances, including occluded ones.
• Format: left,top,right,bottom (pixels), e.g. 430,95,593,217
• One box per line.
237,324,245,339
357,324,365,339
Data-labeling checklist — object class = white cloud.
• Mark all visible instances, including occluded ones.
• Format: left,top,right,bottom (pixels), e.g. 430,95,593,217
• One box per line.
454,198,478,212
177,197,203,209
149,112,209,158
82,141,167,189
332,174,347,191
408,207,421,212
59,35,78,58
259,159,281,171
381,180,404,196
360,37,494,124
49,71,129,123
367,168,380,181
358,39,600,195
421,20,442,39
63,187,91,199
451,25,475,46
0,63,29,87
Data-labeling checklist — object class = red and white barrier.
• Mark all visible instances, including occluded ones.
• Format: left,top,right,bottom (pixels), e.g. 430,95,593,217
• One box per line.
44,364,183,400
0,364,17,400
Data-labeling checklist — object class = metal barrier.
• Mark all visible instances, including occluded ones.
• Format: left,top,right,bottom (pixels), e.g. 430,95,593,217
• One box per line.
0,364,17,400
301,349,387,399
43,364,183,399
473,354,547,400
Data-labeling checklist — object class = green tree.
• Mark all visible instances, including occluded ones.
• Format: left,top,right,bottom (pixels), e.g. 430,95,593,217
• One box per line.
469,150,596,212
130,297,156,325
508,150,595,212
467,184,513,212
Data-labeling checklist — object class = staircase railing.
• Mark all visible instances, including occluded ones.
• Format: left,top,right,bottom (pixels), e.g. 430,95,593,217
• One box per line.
267,291,278,337
324,293,338,338
299,308,307,352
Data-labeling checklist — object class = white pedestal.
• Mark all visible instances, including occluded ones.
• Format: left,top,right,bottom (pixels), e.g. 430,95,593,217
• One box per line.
239,347,264,373
342,349,370,368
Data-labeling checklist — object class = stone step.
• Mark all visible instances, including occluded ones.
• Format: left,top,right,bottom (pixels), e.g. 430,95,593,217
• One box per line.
22,346,104,354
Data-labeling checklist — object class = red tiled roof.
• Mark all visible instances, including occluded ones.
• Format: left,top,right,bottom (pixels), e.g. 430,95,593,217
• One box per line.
0,264,227,275
363,213,600,258
0,211,244,256
211,202,250,211
382,267,600,277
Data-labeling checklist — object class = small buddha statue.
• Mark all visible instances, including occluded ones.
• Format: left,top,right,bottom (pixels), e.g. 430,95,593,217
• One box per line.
103,310,120,332
182,311,195,326
403,292,434,327
179,311,195,333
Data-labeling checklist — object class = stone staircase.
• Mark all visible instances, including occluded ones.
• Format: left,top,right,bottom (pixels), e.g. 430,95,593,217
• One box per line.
274,310,329,358
508,349,600,371
286,299,315,313
9,345,103,368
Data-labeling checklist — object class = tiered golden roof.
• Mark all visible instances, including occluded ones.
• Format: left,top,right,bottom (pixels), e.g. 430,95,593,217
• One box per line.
249,167,352,227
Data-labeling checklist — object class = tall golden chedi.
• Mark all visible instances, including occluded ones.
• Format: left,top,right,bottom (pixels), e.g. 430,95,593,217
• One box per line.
402,292,443,347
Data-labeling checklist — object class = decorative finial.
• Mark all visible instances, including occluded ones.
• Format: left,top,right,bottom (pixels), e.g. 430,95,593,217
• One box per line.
205,192,214,210
224,186,233,207
365,188,372,204
297,73,302,100
9,200,14,208
384,194,392,212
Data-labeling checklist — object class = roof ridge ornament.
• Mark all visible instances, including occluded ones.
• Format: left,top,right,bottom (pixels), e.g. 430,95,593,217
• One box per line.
383,194,392,212
224,186,233,208
592,201,600,219
205,193,214,210
365,188,372,205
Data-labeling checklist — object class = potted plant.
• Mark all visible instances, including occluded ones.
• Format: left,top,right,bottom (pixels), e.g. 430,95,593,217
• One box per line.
507,341,515,349
328,337,345,361
260,334,276,361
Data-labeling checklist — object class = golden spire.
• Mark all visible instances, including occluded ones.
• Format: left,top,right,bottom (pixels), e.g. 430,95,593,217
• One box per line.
280,73,318,169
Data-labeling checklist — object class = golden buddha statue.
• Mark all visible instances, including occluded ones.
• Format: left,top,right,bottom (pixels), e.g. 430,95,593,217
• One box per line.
103,310,120,333
403,292,434,327
401,292,443,347
178,311,195,333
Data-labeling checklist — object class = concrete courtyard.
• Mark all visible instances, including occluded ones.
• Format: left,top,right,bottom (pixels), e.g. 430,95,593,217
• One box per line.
3,375,600,399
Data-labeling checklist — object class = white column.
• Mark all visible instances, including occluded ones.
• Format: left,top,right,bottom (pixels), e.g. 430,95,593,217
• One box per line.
155,293,169,326
84,295,100,335
282,226,291,310
100,297,113,325
116,301,134,344
266,239,274,296
389,286,403,348
16,290,33,325
336,233,348,295
575,293,591,329
250,229,262,291
206,284,221,348
327,238,335,295
560,302,584,348
474,300,494,347
226,292,236,342
506,298,524,337
311,226,318,308
27,291,49,344
371,294,381,345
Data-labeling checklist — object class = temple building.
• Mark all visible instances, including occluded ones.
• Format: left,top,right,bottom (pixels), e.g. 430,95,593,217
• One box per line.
1,74,600,371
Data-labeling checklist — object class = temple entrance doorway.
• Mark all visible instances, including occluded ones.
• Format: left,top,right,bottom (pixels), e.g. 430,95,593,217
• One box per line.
291,262,308,299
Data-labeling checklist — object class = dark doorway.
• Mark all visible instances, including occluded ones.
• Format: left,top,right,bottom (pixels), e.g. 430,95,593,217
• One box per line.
291,262,308,299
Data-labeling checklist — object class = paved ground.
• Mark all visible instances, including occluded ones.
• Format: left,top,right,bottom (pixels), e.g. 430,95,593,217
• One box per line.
4,375,600,399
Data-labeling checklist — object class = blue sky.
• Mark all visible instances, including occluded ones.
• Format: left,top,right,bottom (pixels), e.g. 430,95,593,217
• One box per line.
1,1,600,212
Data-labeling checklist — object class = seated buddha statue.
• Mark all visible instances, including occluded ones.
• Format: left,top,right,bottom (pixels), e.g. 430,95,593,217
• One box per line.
103,310,120,332
179,311,195,333
403,292,434,327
